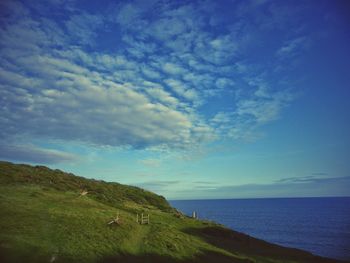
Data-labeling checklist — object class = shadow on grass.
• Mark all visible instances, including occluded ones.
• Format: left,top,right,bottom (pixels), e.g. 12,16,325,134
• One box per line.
100,250,252,263
1,226,344,263
0,247,250,263
182,226,343,263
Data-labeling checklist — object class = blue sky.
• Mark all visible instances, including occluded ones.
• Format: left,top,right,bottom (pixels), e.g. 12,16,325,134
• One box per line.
0,0,349,199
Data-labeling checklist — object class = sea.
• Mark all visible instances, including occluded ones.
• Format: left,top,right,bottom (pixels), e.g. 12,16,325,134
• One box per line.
169,197,350,261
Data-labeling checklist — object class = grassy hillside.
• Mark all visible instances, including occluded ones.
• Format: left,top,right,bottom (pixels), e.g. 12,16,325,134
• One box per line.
0,161,171,212
0,161,342,263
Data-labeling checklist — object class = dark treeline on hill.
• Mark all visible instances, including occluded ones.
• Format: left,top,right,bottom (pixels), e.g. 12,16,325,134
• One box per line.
0,161,171,211
0,161,345,263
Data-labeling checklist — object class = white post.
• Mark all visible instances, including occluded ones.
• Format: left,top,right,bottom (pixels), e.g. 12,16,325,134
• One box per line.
192,211,198,219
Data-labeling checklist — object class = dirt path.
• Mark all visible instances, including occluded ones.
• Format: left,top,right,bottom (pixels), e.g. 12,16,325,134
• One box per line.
122,223,151,254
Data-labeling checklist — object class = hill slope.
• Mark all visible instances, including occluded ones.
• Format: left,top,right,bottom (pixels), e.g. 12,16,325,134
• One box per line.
0,161,342,263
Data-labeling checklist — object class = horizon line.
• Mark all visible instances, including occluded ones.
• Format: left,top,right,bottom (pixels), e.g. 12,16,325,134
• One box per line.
168,195,350,201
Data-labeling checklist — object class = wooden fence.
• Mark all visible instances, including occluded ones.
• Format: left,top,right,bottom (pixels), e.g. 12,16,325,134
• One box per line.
136,213,149,224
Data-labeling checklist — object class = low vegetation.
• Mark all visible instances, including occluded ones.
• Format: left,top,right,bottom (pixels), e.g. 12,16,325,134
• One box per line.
0,161,342,263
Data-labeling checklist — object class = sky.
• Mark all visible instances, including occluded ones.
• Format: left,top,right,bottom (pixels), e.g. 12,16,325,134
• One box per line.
0,0,350,199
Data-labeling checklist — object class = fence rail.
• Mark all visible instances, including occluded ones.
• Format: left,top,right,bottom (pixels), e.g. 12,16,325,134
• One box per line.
136,213,149,224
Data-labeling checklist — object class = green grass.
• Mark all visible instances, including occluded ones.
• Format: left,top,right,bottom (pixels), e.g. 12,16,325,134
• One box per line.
0,161,341,263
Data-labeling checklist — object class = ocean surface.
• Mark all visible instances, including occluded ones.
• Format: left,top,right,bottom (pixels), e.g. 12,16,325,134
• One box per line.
169,197,350,261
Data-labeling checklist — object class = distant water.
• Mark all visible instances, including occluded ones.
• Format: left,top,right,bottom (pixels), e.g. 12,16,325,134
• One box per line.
169,197,350,261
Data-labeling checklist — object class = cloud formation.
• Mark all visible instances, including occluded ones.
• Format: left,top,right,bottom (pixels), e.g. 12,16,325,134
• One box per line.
0,0,307,161
0,144,79,164
150,176,350,200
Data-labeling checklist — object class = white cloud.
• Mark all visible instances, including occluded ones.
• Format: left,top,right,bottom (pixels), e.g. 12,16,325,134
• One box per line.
0,0,301,156
65,13,105,46
236,90,293,124
215,78,235,90
237,99,281,123
0,4,215,150
162,62,186,75
115,3,142,26
277,36,309,58
141,65,161,79
123,35,158,58
211,112,232,124
143,85,179,107
194,34,238,64
0,143,79,164
146,17,187,41
164,79,199,102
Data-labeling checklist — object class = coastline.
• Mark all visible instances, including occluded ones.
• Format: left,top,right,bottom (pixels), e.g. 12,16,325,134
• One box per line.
0,161,348,263
170,198,350,262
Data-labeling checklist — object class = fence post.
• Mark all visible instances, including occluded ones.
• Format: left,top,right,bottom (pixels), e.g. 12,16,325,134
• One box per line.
192,211,197,219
